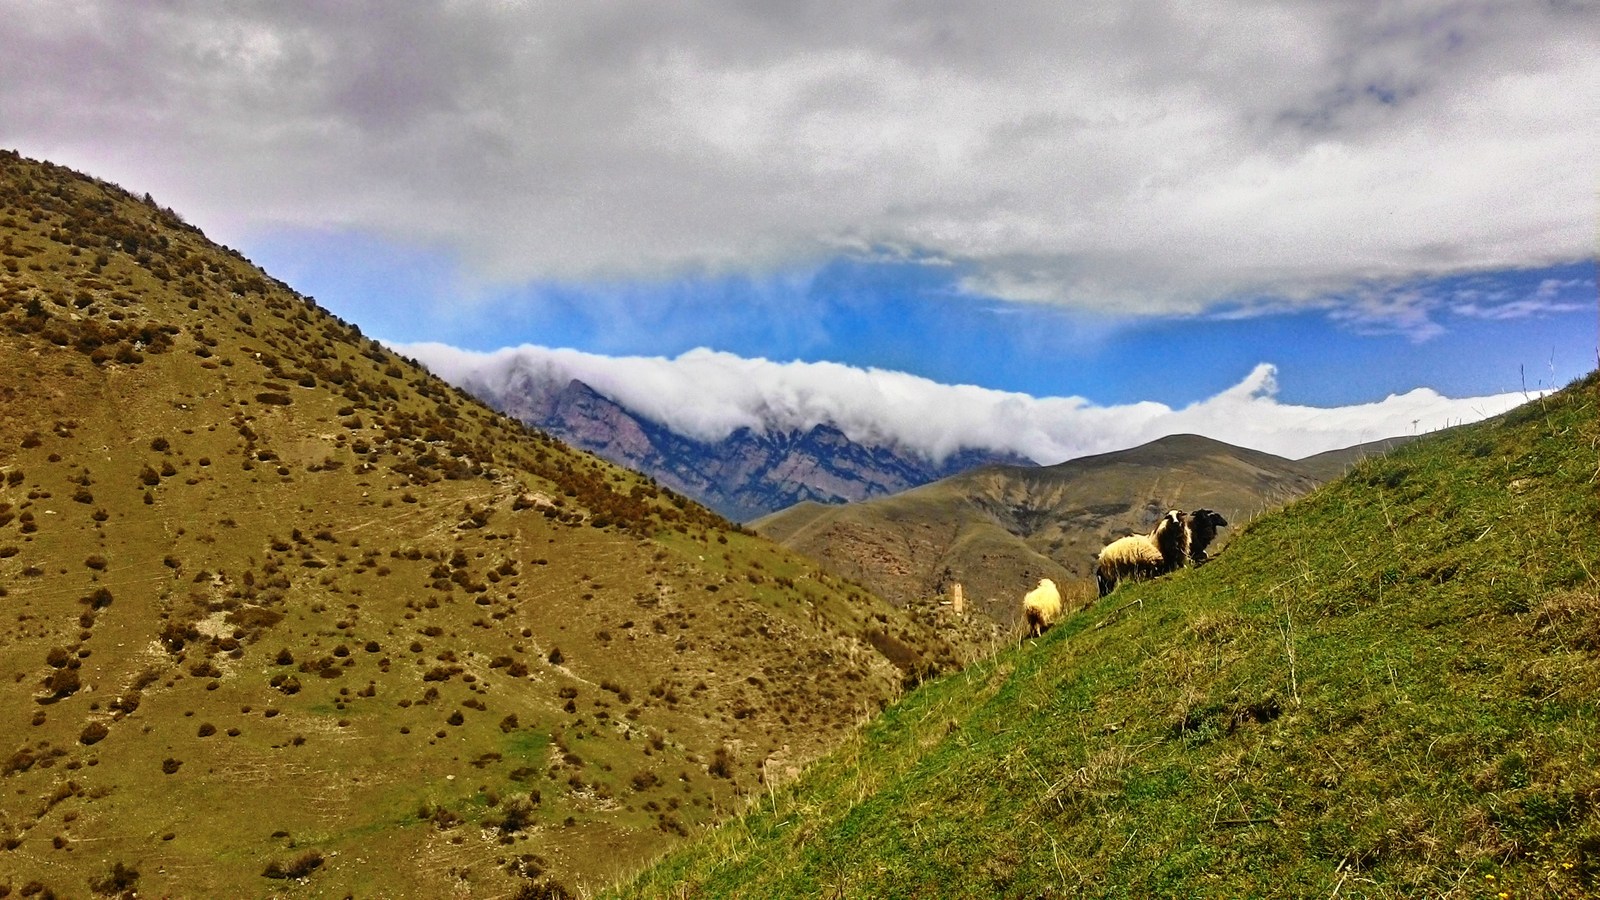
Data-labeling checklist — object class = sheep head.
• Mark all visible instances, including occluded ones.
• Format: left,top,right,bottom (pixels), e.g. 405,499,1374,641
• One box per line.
1183,508,1229,563
1149,510,1189,570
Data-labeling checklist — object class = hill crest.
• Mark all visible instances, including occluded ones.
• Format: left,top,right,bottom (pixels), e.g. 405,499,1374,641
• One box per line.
754,429,1333,624
0,150,961,897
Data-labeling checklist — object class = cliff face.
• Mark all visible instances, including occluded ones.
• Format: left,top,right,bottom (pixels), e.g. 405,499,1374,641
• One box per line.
471,370,1034,522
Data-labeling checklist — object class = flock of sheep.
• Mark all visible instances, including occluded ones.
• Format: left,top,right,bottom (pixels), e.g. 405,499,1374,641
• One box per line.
1022,508,1228,637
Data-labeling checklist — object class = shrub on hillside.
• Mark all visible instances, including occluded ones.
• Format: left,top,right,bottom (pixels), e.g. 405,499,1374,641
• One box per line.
38,666,81,703
89,860,139,896
708,746,735,779
261,850,323,880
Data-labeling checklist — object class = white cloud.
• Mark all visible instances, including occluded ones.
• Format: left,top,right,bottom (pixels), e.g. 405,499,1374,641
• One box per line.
1328,286,1449,342
398,342,1532,464
1,1,1594,317
1450,277,1595,321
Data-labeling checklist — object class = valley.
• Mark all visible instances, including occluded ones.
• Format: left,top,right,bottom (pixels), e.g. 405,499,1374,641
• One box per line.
615,368,1600,898
3,149,1593,899
754,432,1378,628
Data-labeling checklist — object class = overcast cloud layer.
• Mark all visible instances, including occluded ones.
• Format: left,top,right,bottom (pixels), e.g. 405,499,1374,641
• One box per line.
3,1,1595,315
402,342,1530,465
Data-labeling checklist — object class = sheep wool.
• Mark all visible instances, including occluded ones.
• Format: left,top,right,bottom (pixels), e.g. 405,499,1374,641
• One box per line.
1151,509,1189,569
1095,511,1188,597
1021,578,1063,637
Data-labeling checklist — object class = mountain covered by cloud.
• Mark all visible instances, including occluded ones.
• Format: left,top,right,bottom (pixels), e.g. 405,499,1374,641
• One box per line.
400,345,1031,520
401,342,1533,467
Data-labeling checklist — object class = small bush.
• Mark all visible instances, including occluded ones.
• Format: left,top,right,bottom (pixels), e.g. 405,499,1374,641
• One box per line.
39,667,81,702
261,850,324,879
709,746,734,779
423,665,461,682
513,877,575,899
495,799,537,835
89,860,140,895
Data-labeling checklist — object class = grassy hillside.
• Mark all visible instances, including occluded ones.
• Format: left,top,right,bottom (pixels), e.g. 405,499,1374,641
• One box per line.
1294,435,1420,482
0,151,962,898
755,433,1326,628
615,370,1600,898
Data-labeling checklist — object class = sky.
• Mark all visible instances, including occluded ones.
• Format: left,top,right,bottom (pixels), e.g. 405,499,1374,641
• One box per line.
1,1,1595,458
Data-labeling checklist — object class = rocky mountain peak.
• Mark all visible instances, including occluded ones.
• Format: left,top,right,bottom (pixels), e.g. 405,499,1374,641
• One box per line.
445,367,1034,522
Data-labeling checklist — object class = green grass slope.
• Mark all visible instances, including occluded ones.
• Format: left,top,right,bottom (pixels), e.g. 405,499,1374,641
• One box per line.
0,151,962,898
614,371,1600,898
1294,435,1421,482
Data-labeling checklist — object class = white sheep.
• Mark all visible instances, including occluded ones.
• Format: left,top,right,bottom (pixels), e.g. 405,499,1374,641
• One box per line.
1021,578,1063,637
1094,510,1188,597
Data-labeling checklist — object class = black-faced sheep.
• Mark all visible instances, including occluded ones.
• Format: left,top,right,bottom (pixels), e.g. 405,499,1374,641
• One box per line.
1094,510,1188,597
1183,509,1228,565
1021,578,1063,637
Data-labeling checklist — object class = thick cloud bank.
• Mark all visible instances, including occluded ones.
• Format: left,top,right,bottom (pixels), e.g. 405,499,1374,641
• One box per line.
401,342,1531,465
3,2,1594,314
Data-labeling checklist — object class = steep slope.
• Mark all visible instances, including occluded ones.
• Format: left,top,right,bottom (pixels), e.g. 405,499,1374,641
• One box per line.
0,152,959,898
755,433,1324,626
616,370,1600,898
1294,434,1420,481
426,354,1033,522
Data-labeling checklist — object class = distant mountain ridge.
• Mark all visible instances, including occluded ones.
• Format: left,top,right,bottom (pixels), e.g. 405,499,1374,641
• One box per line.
754,432,1399,626
440,363,1035,522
